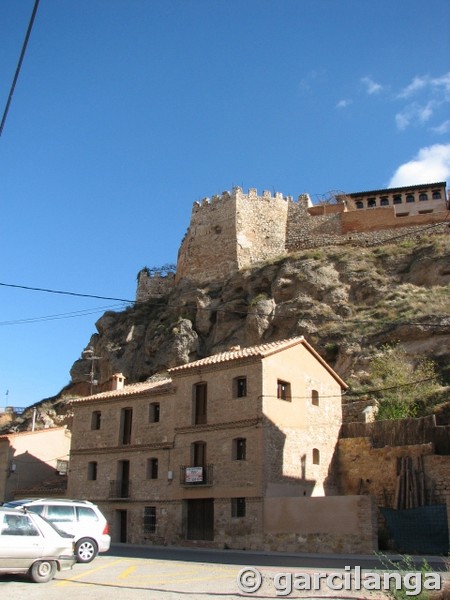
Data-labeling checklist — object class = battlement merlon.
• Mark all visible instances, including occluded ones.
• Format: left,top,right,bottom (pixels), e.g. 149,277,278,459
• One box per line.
191,187,310,213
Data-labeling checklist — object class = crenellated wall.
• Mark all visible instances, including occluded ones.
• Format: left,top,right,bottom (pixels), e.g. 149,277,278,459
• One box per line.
136,270,175,303
175,187,295,284
136,183,449,297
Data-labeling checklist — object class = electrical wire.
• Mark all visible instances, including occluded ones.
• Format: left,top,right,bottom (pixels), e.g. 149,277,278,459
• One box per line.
0,0,40,136
0,303,127,327
0,281,133,303
0,280,448,327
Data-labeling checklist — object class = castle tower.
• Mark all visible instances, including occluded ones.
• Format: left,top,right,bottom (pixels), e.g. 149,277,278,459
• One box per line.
175,187,291,284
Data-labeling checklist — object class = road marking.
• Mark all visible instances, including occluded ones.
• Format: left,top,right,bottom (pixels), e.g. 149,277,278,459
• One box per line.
56,558,127,586
118,565,137,579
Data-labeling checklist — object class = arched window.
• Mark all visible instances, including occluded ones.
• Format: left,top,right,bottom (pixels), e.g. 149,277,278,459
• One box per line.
312,448,320,465
355,201,364,209
432,190,442,200
380,197,389,206
419,193,428,201
406,194,415,203
367,198,376,208
393,195,402,204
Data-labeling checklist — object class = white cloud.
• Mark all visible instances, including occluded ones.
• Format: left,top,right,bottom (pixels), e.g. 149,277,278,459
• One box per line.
395,100,438,130
398,75,429,98
336,99,352,109
431,72,450,99
389,144,450,187
395,71,450,130
361,76,383,95
431,120,450,135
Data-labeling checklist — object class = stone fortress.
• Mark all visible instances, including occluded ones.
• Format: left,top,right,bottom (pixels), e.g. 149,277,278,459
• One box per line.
137,181,449,300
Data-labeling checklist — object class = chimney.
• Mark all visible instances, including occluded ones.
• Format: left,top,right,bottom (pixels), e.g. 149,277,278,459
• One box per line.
110,373,126,391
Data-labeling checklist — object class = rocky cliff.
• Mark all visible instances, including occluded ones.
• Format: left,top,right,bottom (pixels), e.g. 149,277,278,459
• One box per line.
3,233,448,434
70,234,450,399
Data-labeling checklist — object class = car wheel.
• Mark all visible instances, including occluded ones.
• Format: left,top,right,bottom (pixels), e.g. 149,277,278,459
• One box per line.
75,537,98,563
29,560,57,583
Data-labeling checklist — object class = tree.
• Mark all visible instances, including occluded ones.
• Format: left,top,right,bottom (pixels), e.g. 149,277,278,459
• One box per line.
370,344,440,420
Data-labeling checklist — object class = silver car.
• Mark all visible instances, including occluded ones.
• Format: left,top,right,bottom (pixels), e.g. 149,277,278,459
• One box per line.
0,507,76,583
4,498,111,563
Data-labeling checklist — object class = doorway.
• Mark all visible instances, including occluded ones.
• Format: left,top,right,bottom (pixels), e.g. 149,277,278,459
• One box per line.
186,499,214,541
116,509,128,543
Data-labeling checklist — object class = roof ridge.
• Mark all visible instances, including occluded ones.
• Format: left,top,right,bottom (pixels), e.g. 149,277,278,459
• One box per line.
70,377,172,402
168,336,306,373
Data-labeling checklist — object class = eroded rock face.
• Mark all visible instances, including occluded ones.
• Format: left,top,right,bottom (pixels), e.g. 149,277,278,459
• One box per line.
4,236,448,434
65,235,450,395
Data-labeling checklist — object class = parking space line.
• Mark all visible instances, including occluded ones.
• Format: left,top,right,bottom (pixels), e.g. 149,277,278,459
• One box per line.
118,565,137,579
56,558,128,586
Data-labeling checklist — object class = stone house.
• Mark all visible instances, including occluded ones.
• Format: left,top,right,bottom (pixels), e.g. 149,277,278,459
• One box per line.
0,427,71,502
68,336,378,553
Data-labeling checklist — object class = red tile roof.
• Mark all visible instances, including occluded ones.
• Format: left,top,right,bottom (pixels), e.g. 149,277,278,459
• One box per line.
69,378,172,403
169,335,347,388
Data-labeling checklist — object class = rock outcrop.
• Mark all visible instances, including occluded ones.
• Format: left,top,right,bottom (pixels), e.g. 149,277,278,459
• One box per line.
70,235,450,393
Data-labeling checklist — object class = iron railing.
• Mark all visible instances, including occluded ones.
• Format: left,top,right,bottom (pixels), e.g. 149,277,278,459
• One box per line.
109,479,132,499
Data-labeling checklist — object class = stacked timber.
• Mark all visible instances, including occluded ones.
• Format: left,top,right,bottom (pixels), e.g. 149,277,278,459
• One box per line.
394,455,430,509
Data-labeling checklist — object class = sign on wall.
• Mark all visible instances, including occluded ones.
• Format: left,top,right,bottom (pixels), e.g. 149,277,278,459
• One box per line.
185,467,203,483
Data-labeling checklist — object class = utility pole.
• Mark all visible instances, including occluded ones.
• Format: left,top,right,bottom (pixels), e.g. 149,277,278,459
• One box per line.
82,347,101,395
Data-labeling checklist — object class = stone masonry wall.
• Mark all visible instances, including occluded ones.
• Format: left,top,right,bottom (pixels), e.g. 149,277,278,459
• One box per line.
136,271,175,303
136,184,449,295
175,187,292,285
176,191,238,283
337,437,450,545
235,188,289,268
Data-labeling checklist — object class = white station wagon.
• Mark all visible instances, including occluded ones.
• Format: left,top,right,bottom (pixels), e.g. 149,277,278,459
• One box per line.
4,499,110,563
0,507,76,583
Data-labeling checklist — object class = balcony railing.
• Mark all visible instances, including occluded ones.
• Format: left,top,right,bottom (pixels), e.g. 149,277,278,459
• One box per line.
109,479,132,499
180,464,213,486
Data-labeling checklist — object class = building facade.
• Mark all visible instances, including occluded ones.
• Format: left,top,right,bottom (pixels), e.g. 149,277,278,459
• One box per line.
68,337,377,553
338,182,448,215
0,427,71,502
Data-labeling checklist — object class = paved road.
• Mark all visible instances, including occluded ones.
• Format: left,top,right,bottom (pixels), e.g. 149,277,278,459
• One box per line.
0,545,447,600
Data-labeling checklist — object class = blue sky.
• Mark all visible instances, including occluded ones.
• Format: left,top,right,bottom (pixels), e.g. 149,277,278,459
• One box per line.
1,0,449,409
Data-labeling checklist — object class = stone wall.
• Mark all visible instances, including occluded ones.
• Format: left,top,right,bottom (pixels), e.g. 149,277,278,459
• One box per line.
176,191,239,283
342,205,450,233
263,495,378,554
136,184,449,295
235,188,289,268
136,270,175,303
175,187,291,285
337,437,450,546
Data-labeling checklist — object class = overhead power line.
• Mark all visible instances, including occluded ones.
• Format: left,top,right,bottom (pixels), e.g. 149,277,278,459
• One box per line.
0,281,133,303
0,279,448,328
0,304,126,327
0,0,40,136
